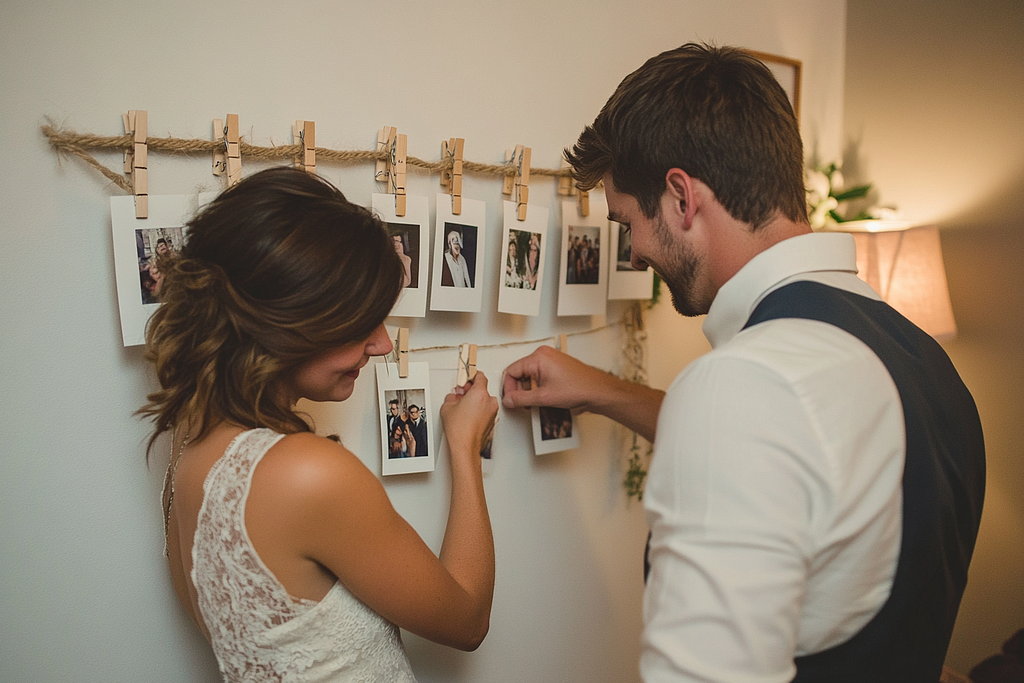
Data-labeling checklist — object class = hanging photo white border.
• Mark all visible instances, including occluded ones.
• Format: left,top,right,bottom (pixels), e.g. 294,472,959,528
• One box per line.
532,404,579,455
557,193,609,316
372,193,430,318
430,195,487,313
607,220,655,300
497,200,549,316
111,192,216,347
376,361,436,476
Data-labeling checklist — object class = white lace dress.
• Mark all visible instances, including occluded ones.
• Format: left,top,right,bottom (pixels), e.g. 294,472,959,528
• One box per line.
191,428,417,682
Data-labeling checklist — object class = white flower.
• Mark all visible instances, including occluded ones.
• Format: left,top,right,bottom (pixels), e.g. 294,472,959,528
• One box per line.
829,169,844,192
809,196,839,230
805,169,830,201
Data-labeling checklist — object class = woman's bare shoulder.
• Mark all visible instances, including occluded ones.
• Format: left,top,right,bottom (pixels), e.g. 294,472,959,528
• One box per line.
255,432,381,502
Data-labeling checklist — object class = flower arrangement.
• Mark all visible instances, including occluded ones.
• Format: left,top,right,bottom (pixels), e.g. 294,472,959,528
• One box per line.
805,162,892,230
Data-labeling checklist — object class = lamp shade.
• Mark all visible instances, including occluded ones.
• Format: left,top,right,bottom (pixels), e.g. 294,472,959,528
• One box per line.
851,224,957,340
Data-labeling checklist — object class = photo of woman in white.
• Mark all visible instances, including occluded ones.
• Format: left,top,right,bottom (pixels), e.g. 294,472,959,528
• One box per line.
441,227,473,287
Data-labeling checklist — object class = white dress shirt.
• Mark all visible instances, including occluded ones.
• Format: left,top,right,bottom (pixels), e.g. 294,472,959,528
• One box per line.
641,232,905,683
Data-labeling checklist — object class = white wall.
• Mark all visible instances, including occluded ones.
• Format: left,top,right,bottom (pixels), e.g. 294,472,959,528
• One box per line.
0,2,846,681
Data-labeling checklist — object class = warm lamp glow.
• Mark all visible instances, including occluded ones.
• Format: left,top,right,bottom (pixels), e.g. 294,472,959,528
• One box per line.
851,224,957,340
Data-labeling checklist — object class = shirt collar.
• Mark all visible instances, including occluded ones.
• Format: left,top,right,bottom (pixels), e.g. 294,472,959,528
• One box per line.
702,232,858,348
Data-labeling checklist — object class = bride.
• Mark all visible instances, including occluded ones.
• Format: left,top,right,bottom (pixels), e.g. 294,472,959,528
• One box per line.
139,167,497,682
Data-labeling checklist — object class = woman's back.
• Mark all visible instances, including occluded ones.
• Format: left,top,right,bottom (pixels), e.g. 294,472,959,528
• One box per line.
166,426,415,682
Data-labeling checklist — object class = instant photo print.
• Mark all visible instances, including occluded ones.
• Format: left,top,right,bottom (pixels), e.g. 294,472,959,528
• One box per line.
372,193,430,318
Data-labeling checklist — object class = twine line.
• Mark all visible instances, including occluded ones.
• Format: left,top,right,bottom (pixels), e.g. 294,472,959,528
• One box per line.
40,124,573,194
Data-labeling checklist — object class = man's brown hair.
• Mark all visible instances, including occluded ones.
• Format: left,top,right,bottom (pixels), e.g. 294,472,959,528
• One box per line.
566,43,807,230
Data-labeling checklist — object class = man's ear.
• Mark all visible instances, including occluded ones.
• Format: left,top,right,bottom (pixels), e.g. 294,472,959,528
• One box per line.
664,168,697,228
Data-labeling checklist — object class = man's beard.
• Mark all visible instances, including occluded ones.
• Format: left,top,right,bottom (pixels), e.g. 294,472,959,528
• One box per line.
651,212,704,317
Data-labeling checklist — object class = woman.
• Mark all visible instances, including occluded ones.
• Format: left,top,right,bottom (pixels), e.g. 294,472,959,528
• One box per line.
523,235,540,291
441,229,472,287
392,233,412,288
504,237,522,288
139,167,497,682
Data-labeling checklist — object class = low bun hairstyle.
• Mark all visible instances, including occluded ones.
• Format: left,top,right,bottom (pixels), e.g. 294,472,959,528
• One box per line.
139,167,404,453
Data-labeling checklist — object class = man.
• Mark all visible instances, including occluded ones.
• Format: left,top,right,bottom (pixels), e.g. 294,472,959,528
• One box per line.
502,43,984,682
441,229,473,287
407,404,428,458
386,399,403,435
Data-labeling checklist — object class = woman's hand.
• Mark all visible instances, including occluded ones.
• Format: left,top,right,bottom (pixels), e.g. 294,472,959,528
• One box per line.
440,372,498,462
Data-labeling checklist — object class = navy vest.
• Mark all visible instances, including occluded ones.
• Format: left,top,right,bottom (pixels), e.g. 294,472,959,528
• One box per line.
644,281,985,682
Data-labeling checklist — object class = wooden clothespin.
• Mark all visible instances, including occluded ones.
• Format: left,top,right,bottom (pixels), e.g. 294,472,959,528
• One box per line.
392,132,407,217
375,126,395,183
224,114,242,186
441,137,465,215
456,343,478,386
396,327,410,379
123,110,148,218
577,189,590,217
122,113,134,173
557,334,568,352
375,127,406,216
514,145,531,220
557,160,575,197
212,118,226,176
293,120,316,174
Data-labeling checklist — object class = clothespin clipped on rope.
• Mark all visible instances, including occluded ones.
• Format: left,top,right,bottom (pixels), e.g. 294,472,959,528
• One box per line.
577,188,590,217
293,120,316,174
557,334,568,353
395,327,409,378
212,119,226,176
557,161,588,216
123,110,148,218
441,137,465,215
456,343,478,387
557,160,575,197
515,146,531,220
503,145,531,220
224,114,242,186
375,126,407,217
375,127,395,184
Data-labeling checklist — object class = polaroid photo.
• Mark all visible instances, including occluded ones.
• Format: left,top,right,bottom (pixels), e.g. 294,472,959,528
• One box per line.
497,200,549,316
607,220,655,300
111,193,216,346
372,193,430,318
376,361,435,476
557,192,609,316
532,405,580,455
430,195,487,313
480,427,495,475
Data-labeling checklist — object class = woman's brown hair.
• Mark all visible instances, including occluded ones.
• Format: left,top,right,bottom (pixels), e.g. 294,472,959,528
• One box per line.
138,167,403,454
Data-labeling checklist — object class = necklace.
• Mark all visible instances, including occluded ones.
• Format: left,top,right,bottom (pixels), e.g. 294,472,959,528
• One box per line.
161,428,189,557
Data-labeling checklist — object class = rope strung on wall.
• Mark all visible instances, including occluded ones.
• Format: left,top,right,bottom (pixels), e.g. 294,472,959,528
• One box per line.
40,122,573,195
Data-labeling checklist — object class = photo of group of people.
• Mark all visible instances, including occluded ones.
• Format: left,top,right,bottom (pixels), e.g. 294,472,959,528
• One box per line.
376,362,435,475
503,229,541,290
538,407,573,441
136,227,182,304
384,389,429,459
565,225,600,284
387,222,420,289
440,223,478,288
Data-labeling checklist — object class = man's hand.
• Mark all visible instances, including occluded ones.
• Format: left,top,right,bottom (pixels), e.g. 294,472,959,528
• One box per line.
502,345,664,442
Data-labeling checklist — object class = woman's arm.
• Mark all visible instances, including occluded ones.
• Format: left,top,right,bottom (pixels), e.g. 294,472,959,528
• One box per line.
250,374,497,651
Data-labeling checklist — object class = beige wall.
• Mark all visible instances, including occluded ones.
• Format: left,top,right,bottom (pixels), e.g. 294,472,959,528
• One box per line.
845,0,1024,673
